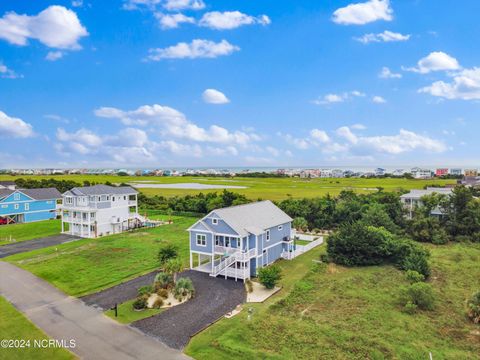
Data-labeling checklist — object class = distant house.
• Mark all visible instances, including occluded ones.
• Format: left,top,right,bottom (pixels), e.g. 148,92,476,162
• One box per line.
0,188,61,224
435,168,449,177
61,185,141,238
188,200,293,282
400,187,453,219
0,181,16,190
411,167,433,179
458,176,480,187
464,169,478,177
375,168,386,176
450,168,463,176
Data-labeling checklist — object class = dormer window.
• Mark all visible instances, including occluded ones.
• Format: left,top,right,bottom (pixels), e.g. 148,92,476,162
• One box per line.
266,230,270,241
14,193,20,200
212,218,218,225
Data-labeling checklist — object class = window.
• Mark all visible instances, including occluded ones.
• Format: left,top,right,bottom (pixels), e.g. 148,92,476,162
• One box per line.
215,235,220,246
25,203,29,211
65,197,73,205
14,193,20,200
196,234,206,246
212,218,218,225
90,213,95,219
124,196,127,200
14,204,19,210
266,230,270,241
225,237,230,247
112,197,115,202
278,225,283,231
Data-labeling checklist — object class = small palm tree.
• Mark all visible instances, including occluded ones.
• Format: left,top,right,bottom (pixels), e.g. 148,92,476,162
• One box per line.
174,277,195,301
164,258,183,283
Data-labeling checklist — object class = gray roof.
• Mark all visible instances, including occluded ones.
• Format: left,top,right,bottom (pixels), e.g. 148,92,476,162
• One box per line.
0,181,15,186
64,184,138,197
400,187,453,200
0,189,14,200
195,200,292,237
19,188,62,200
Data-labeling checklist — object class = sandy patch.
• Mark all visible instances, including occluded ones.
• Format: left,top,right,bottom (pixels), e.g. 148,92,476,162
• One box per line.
147,292,190,309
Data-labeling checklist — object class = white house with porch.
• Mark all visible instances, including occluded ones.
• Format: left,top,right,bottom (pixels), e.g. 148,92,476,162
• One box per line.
61,185,142,238
188,201,295,282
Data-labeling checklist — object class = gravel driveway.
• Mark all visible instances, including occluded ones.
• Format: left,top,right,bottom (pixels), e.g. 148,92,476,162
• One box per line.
81,269,246,350
132,270,246,349
81,271,159,310
0,234,80,258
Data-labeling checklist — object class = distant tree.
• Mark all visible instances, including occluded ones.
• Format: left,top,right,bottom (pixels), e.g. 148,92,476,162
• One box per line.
409,215,449,245
293,217,308,231
360,203,399,233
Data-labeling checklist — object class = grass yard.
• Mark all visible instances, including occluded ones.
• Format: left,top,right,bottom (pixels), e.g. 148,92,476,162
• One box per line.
186,243,480,360
0,175,455,201
0,219,61,246
0,296,75,360
4,215,197,297
104,299,164,324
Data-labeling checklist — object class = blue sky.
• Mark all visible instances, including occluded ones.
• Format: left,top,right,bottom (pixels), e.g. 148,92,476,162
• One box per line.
1,0,479,169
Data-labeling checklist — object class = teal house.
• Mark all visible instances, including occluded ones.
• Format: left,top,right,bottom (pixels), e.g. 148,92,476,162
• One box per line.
0,188,62,224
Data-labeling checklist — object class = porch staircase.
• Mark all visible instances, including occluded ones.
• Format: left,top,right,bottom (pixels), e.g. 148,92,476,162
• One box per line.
211,251,239,277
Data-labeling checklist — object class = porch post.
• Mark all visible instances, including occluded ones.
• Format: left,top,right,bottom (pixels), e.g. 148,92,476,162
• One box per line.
190,251,193,269
61,211,64,233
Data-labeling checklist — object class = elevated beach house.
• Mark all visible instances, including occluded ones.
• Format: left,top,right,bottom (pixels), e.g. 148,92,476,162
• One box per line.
188,200,294,281
61,185,142,238
400,187,453,219
0,188,61,224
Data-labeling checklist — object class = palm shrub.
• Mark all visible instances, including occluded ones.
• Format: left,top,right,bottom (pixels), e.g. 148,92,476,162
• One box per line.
258,264,282,289
467,291,480,324
158,243,178,267
164,258,183,283
173,277,195,301
154,272,173,290
137,285,153,296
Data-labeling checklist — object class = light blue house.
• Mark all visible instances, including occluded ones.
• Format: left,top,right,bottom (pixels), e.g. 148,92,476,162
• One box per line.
188,200,293,281
0,188,62,224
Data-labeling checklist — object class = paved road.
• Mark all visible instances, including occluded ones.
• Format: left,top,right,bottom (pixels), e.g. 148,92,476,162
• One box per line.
0,261,189,360
0,234,80,258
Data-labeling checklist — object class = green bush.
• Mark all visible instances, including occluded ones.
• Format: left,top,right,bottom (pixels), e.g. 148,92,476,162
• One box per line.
409,216,449,245
173,277,195,301
132,296,148,310
403,301,418,314
393,240,431,278
327,223,396,266
258,265,282,289
154,272,173,289
137,285,153,296
405,270,425,283
400,282,435,311
467,291,480,324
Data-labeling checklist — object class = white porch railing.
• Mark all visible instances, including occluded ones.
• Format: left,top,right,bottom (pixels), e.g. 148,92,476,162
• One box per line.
214,245,237,255
217,265,250,279
212,252,238,276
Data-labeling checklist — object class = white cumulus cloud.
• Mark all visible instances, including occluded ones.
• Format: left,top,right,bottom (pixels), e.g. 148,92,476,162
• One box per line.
202,89,230,104
154,13,195,29
405,51,460,74
379,66,402,79
332,0,393,25
0,110,34,138
145,39,239,60
372,95,387,103
419,67,480,100
0,62,21,78
45,51,64,61
0,5,88,50
355,30,410,44
163,0,205,11
199,11,271,30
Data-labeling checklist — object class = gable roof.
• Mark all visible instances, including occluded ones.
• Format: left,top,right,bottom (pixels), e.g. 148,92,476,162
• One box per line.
19,188,62,200
190,200,292,237
400,187,453,200
63,184,138,196
0,189,14,200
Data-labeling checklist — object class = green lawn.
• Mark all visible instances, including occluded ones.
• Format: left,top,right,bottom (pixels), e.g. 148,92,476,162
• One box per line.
0,296,75,360
5,216,197,297
0,220,61,246
186,243,480,360
104,299,164,324
0,175,455,201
